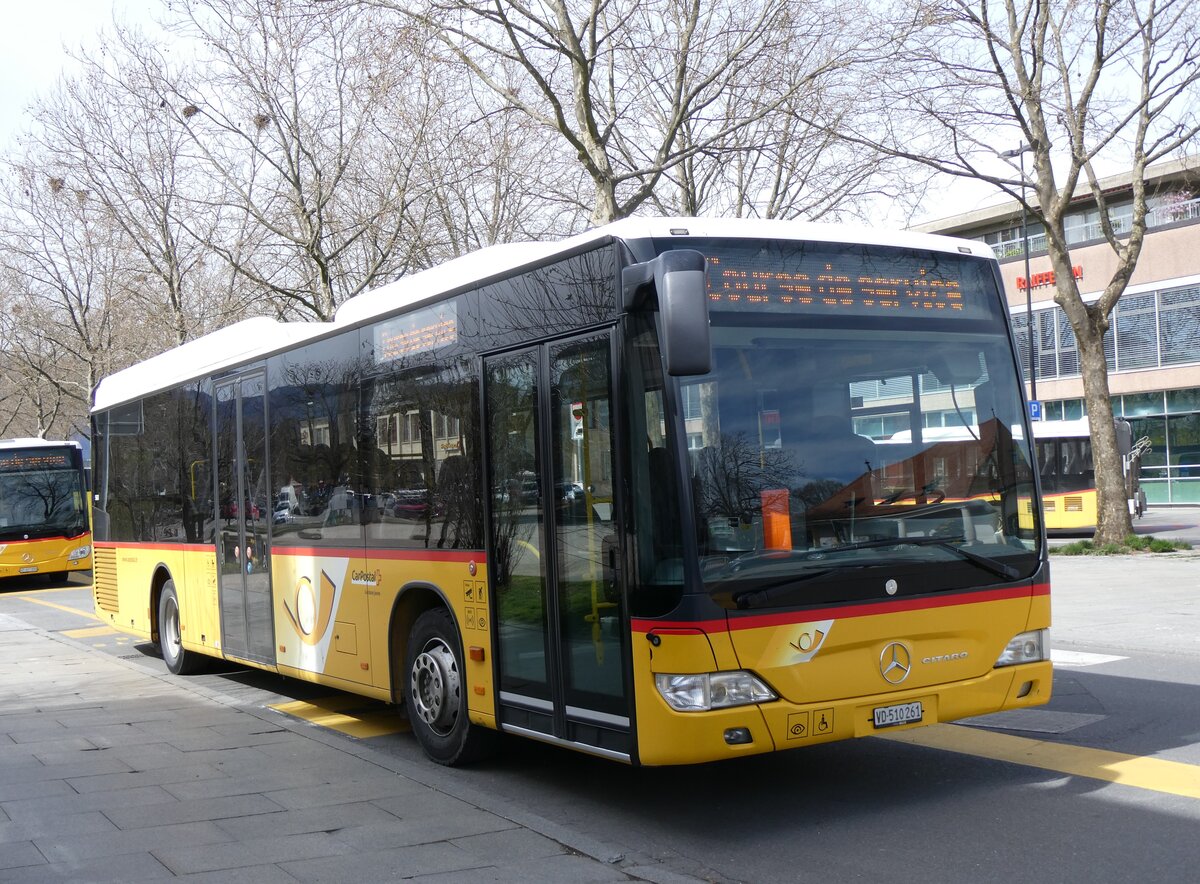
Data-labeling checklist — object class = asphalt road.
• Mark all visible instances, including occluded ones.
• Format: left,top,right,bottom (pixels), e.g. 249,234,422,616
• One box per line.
3,540,1199,883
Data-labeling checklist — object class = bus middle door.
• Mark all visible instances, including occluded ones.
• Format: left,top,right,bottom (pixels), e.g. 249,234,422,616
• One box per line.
214,371,275,665
484,331,632,760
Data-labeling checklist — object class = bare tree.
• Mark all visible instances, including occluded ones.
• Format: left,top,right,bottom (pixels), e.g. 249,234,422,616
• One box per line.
0,160,131,439
421,82,589,253
849,0,1200,543
366,0,882,224
26,24,244,349
651,91,930,221
154,0,440,320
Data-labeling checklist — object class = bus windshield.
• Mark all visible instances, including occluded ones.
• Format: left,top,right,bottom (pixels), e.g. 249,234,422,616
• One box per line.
0,447,89,540
654,239,1040,607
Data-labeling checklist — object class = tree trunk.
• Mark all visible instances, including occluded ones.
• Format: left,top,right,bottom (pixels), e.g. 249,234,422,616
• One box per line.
591,176,619,225
1074,317,1133,545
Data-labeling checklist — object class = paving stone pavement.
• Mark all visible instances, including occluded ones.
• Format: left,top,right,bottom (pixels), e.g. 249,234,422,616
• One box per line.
0,613,710,883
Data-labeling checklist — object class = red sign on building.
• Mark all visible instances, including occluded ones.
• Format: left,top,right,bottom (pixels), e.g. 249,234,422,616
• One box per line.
1017,265,1083,291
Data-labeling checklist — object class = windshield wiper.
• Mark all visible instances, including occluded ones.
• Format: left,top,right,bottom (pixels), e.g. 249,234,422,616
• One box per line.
0,522,84,540
731,569,838,609
815,535,1021,581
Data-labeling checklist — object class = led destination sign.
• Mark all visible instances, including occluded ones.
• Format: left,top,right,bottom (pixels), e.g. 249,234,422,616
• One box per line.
374,302,458,364
0,449,76,474
682,240,998,321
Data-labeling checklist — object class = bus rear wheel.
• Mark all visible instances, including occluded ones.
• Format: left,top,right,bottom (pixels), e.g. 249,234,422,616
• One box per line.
158,580,207,675
405,608,495,765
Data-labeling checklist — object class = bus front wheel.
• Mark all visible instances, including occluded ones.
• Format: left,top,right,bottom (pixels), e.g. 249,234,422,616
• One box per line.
405,608,495,765
158,580,207,675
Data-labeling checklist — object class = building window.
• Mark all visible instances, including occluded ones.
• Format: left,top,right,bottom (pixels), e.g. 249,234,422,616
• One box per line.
1159,285,1200,366
1012,281,1200,380
1115,293,1158,370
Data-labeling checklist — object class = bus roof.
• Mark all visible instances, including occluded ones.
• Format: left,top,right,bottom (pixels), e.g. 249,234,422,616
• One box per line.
91,217,995,414
92,317,335,413
333,217,995,328
0,437,83,451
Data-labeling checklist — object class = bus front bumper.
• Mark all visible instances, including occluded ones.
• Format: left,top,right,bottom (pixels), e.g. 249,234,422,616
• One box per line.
635,660,1052,766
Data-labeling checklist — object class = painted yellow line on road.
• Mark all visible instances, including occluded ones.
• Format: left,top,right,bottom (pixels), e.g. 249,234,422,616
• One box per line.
882,723,1200,799
63,625,118,639
271,696,409,739
18,596,99,621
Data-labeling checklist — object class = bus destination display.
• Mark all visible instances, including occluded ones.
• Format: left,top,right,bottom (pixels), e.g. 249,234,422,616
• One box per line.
696,244,996,321
374,302,458,364
0,449,74,473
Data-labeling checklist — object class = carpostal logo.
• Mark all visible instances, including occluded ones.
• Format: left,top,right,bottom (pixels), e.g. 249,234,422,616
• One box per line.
350,569,383,587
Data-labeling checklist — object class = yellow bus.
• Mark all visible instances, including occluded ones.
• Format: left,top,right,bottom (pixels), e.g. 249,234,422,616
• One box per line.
89,218,1051,766
1031,417,1150,533
0,438,92,582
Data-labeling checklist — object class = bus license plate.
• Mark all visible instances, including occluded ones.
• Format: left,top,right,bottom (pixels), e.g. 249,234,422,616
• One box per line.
873,701,923,729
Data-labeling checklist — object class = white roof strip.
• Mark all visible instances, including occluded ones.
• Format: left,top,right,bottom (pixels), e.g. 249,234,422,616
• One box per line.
92,316,334,412
0,437,82,450
332,240,566,327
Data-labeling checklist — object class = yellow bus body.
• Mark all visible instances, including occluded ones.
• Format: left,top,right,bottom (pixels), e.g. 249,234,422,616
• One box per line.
632,586,1051,765
0,534,92,580
94,540,1049,766
93,541,498,728
1039,489,1099,532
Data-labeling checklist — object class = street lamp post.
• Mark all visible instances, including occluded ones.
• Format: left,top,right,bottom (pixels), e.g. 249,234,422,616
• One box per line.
999,143,1037,404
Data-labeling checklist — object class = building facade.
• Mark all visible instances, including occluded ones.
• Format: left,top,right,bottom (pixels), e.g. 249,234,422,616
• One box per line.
918,158,1200,505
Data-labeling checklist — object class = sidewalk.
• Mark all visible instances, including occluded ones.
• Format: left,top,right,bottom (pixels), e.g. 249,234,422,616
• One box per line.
0,614,703,883
1048,554,1200,657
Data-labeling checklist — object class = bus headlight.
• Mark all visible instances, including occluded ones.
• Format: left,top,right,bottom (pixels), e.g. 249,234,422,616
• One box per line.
994,629,1048,667
68,545,92,560
655,672,777,712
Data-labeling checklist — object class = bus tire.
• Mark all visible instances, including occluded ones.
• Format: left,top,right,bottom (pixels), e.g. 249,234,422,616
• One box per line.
405,608,495,766
158,580,206,676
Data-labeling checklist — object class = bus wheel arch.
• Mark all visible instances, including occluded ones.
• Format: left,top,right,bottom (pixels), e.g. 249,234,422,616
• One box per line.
152,567,207,676
149,565,174,648
390,584,495,765
387,583,445,704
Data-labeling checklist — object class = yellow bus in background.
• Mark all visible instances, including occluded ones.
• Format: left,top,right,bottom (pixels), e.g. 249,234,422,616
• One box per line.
1032,417,1151,533
0,438,92,582
89,218,1051,766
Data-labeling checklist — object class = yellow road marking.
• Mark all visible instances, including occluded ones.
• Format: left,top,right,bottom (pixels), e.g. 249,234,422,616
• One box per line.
883,723,1200,799
271,696,409,739
63,625,118,639
19,596,99,621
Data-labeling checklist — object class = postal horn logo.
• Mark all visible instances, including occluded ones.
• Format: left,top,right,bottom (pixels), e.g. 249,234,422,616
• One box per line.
879,641,912,685
283,571,337,645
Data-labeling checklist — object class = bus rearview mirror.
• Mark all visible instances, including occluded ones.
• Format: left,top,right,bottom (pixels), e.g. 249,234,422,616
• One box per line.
622,249,711,376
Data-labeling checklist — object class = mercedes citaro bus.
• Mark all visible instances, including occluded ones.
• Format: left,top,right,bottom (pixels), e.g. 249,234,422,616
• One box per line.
1,438,91,582
90,218,1051,766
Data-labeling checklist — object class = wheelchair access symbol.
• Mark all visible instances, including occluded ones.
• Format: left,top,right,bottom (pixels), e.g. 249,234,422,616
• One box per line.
813,708,834,736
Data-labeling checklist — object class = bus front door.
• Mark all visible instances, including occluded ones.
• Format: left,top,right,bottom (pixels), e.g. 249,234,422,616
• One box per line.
484,332,631,760
214,371,275,665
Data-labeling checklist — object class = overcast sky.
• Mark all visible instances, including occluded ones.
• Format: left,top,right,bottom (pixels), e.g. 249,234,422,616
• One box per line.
0,1,149,149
